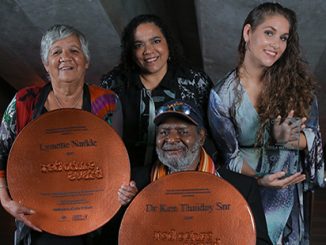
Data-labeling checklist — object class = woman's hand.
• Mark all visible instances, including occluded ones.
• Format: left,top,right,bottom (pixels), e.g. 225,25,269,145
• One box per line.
272,110,306,148
257,171,306,188
1,198,42,232
118,181,138,205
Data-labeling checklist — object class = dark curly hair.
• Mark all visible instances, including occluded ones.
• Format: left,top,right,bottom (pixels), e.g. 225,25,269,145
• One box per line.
236,2,315,143
118,14,183,78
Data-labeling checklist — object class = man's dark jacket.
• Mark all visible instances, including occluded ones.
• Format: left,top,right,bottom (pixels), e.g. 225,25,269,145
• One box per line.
217,167,272,245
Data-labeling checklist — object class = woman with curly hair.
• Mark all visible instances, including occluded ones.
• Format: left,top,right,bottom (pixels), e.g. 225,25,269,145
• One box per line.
100,14,213,189
208,2,324,244
99,15,213,243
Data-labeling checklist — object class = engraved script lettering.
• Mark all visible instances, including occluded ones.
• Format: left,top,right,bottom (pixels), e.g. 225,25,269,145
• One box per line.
41,161,103,181
153,229,222,244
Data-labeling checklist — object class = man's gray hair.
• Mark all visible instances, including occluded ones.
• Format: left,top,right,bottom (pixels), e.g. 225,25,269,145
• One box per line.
40,24,90,64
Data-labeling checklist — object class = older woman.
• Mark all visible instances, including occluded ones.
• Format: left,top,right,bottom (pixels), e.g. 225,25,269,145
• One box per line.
100,14,213,190
0,24,122,245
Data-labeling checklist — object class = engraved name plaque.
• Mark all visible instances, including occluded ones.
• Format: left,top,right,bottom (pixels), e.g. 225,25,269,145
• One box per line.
7,109,130,236
119,171,256,245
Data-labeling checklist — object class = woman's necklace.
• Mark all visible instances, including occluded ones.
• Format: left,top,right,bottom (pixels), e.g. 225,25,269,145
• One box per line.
52,91,83,109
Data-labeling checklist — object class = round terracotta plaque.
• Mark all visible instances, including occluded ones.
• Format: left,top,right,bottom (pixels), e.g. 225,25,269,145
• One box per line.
7,108,130,236
119,171,256,245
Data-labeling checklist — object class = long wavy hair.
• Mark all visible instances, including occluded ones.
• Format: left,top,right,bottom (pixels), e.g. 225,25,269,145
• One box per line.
236,2,315,143
118,14,184,81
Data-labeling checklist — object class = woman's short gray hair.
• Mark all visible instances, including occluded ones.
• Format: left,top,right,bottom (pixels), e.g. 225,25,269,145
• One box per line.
40,24,90,64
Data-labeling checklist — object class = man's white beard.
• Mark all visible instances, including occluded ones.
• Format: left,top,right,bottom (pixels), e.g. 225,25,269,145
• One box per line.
156,141,201,172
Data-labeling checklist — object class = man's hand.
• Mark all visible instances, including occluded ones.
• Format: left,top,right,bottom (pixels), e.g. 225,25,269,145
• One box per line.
118,181,138,205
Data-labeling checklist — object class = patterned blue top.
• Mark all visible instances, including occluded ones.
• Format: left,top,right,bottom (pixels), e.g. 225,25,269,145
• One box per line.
208,70,324,244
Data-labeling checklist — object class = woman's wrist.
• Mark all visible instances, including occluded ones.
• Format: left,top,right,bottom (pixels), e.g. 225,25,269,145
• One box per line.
254,172,265,186
0,180,11,206
254,172,264,179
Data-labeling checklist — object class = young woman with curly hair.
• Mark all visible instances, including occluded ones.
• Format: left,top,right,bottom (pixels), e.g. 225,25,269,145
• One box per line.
208,2,324,244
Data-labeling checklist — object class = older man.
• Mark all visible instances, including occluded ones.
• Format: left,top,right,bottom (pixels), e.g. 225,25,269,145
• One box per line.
119,100,272,244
